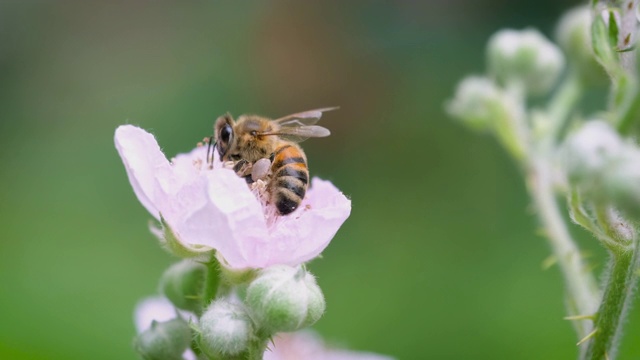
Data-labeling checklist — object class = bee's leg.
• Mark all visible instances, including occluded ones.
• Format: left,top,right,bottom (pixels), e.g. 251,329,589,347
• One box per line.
233,159,252,176
231,159,255,184
251,158,272,182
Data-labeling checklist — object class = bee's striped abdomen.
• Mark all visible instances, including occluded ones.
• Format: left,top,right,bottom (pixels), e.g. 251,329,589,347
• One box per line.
270,143,309,215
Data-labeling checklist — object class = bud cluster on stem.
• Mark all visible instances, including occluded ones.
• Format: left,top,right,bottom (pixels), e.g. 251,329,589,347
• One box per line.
448,2,640,359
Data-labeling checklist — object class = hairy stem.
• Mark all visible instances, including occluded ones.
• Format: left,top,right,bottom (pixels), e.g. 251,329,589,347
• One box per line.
583,245,639,360
203,255,221,309
527,157,600,338
245,338,269,360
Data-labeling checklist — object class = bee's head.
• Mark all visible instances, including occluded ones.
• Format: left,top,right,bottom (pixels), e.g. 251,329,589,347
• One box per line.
232,115,277,162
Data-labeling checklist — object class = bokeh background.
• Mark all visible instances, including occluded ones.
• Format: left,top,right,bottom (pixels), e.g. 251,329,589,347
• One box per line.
2,0,635,359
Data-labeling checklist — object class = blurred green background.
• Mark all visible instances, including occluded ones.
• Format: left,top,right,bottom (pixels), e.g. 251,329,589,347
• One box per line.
2,1,636,359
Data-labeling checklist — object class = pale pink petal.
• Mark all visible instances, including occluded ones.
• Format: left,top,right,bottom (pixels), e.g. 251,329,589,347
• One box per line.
115,126,222,250
183,349,197,360
262,178,351,267
205,169,269,268
134,296,197,334
134,297,178,333
115,125,173,220
264,331,394,360
162,175,214,247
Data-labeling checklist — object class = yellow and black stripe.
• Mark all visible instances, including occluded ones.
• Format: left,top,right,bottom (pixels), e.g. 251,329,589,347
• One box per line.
270,143,309,215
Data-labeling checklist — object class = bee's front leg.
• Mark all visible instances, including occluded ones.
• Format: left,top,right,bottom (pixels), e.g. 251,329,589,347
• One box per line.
232,159,252,177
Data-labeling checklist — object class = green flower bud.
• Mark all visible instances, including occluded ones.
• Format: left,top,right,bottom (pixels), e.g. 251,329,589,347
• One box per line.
564,121,640,215
487,28,565,95
555,6,606,83
563,120,624,186
199,300,254,358
600,151,640,214
245,265,325,333
446,76,504,131
447,75,528,160
160,260,206,313
134,318,192,360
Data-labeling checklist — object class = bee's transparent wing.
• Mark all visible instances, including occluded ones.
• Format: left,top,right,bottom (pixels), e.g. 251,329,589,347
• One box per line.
267,107,337,142
265,125,330,143
273,107,339,127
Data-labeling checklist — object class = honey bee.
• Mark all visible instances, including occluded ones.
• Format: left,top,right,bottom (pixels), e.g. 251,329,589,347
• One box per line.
209,107,337,215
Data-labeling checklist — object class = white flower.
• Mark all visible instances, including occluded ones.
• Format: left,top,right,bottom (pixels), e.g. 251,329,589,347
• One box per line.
115,125,351,269
264,331,395,360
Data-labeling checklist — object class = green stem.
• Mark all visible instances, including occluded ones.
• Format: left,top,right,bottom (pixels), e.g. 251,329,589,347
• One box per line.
583,245,639,360
528,158,600,338
546,72,582,143
245,337,269,360
616,84,640,135
203,254,221,310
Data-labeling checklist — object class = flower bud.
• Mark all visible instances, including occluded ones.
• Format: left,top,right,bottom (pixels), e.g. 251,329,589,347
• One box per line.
562,120,624,185
563,121,640,215
555,6,606,82
245,265,325,333
134,318,192,360
487,28,565,95
199,299,254,357
600,150,640,213
446,76,504,131
160,260,206,313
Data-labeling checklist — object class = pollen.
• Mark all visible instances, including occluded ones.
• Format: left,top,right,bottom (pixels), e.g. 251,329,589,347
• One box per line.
192,158,203,170
249,179,281,226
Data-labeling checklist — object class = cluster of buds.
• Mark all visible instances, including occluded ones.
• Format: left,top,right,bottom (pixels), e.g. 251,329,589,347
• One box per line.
448,2,640,359
116,125,392,359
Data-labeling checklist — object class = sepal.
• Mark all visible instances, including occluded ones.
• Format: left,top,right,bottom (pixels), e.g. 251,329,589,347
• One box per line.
149,215,213,258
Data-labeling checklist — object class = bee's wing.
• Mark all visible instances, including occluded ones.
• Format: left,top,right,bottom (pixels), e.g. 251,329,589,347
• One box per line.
263,125,331,143
272,106,339,127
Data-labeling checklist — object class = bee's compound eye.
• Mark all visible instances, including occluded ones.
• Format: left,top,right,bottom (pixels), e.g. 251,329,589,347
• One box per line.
221,124,232,143
230,154,242,161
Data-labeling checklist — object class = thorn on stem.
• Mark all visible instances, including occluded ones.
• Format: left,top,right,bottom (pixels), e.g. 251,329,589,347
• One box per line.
576,328,598,346
542,255,558,270
563,314,595,321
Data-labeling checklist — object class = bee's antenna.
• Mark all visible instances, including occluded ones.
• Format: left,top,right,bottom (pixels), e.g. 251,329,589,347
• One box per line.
206,135,216,169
